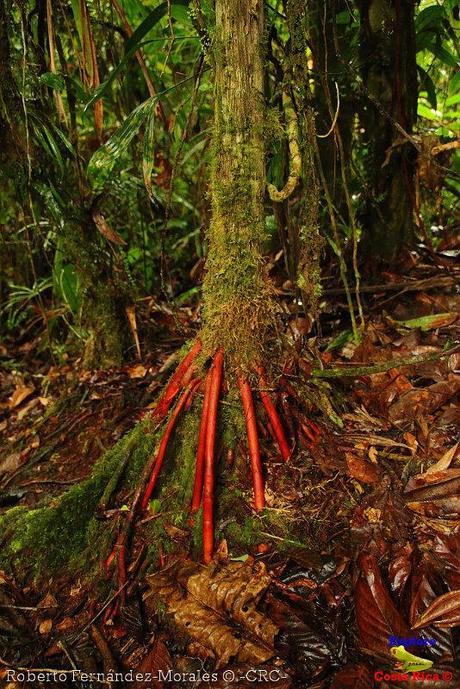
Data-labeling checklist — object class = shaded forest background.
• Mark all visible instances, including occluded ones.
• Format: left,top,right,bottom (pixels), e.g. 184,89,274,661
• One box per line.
0,0,458,367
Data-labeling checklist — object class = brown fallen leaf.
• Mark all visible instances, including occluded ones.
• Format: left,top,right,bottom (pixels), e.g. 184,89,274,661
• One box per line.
0,452,23,476
127,363,148,379
56,617,73,632
146,558,278,668
406,497,460,518
39,618,53,634
9,385,34,408
126,305,142,359
388,375,460,424
409,562,455,660
330,663,373,689
388,542,414,596
412,590,460,629
37,592,58,609
405,467,460,519
405,468,460,502
133,637,173,689
346,452,380,484
354,553,409,659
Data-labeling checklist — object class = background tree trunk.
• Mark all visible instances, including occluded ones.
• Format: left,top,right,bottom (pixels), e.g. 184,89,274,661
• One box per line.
358,0,418,262
310,0,354,218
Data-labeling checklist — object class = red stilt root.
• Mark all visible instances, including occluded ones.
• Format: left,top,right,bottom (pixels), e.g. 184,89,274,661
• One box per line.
203,349,224,563
151,339,201,419
238,376,265,512
141,380,196,511
191,367,213,513
256,366,290,462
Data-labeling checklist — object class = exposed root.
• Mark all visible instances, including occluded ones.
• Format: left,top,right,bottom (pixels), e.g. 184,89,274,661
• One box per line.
102,339,321,616
238,376,265,512
203,349,224,563
151,339,201,420
256,366,291,462
191,367,213,513
142,380,197,510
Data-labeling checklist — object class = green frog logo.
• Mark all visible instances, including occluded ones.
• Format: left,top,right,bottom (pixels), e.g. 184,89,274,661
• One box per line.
390,645,434,673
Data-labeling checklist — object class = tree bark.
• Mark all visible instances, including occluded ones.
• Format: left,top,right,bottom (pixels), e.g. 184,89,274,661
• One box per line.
358,0,418,262
310,0,354,217
202,0,276,372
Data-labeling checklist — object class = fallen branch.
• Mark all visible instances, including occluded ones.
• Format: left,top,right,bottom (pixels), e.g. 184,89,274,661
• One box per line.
322,275,456,297
311,345,460,379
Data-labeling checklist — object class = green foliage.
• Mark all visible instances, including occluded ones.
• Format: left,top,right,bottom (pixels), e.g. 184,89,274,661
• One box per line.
1,278,52,330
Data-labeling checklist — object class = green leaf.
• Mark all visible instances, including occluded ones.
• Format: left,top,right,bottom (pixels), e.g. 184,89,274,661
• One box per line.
446,93,460,107
33,123,65,175
335,10,351,25
142,103,157,199
449,70,460,95
148,499,161,514
417,65,437,109
87,97,156,191
58,264,80,315
415,5,445,34
427,42,458,68
417,102,440,120
85,0,190,109
39,72,66,92
326,329,353,352
396,313,456,331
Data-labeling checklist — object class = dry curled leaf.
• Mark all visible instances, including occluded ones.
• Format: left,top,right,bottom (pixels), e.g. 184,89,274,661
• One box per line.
92,209,126,245
134,637,173,689
425,443,459,475
389,375,460,424
409,563,455,661
146,558,277,668
405,468,460,519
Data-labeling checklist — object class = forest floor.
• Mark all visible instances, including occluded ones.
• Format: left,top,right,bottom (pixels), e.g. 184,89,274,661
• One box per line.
1,243,459,689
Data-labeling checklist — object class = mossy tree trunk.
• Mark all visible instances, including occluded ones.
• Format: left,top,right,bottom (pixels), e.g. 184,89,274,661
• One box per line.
63,213,131,369
357,0,418,262
201,0,276,373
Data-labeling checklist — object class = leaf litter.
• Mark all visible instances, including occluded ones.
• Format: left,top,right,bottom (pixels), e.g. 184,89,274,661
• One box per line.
1,258,460,686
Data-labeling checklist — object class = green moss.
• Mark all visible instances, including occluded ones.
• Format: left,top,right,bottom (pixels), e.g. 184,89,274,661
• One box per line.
0,417,157,579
